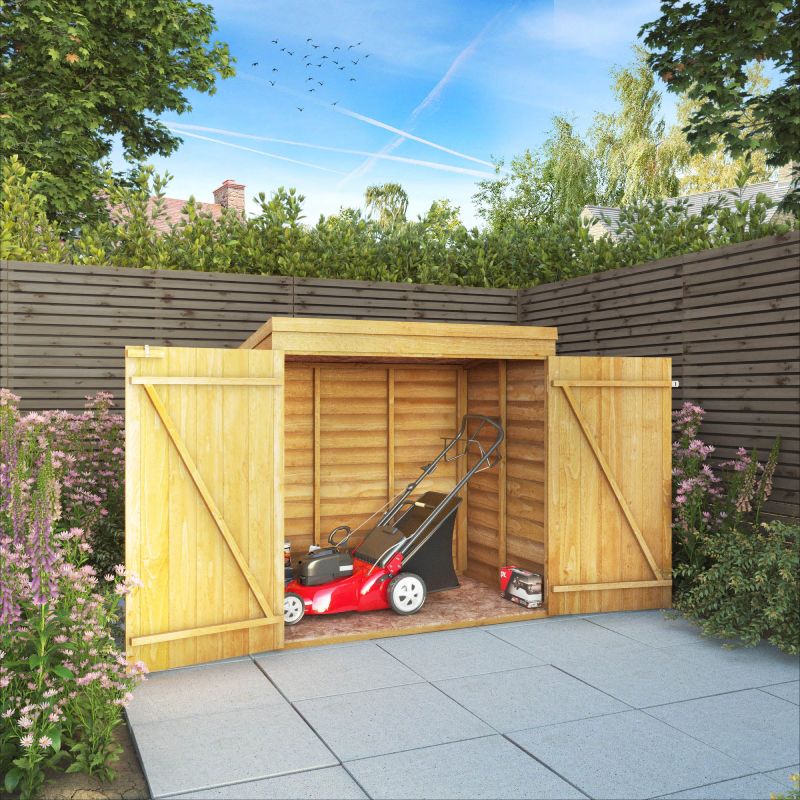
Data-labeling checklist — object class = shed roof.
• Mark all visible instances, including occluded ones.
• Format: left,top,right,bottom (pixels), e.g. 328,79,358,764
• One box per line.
240,317,558,360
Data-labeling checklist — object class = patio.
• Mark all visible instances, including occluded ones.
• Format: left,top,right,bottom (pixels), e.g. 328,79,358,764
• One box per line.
125,609,800,799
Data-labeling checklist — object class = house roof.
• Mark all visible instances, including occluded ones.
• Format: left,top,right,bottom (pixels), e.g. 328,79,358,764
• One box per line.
124,197,225,234
581,177,794,241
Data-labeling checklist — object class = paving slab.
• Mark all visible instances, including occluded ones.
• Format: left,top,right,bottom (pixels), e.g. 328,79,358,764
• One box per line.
344,735,587,799
434,664,629,733
486,616,653,665
587,609,705,648
131,702,337,798
760,681,800,705
170,766,367,799
509,710,751,800
646,689,800,772
555,645,753,707
375,627,544,681
656,772,789,799
254,641,423,701
764,766,800,789
126,658,285,727
661,638,800,688
294,681,493,761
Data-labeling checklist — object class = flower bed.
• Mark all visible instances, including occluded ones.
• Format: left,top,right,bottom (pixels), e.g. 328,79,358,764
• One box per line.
671,402,799,655
1,390,147,800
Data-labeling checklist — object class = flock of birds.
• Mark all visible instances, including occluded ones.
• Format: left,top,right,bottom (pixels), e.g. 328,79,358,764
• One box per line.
251,38,371,111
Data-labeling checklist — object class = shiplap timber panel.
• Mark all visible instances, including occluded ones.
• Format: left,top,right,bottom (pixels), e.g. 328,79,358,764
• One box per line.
465,362,502,588
521,231,800,518
505,361,546,576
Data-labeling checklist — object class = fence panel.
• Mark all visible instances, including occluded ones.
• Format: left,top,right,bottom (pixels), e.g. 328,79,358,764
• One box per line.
520,231,800,517
3,230,798,515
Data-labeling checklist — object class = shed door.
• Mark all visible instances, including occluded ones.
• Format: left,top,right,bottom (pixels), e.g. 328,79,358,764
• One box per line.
125,346,284,671
547,356,672,614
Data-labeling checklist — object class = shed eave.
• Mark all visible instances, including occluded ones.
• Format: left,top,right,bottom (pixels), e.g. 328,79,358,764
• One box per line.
240,317,558,359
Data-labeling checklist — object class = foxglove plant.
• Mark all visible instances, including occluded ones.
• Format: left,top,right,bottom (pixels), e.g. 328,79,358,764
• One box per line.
671,403,724,569
1,390,146,799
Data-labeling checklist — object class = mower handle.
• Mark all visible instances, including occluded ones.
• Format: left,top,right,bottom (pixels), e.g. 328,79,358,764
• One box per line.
328,525,352,548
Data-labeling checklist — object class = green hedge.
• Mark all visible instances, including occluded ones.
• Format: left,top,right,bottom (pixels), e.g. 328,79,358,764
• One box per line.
2,156,795,287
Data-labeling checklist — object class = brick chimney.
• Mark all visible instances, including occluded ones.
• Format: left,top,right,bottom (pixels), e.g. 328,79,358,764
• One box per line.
213,179,245,214
777,161,799,184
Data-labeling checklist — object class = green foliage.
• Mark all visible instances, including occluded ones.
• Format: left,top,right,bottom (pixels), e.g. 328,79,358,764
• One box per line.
771,773,800,800
421,198,462,243
365,183,409,229
1,0,235,231
1,156,796,287
675,63,777,193
475,48,689,229
590,46,686,205
639,0,799,210
674,520,800,655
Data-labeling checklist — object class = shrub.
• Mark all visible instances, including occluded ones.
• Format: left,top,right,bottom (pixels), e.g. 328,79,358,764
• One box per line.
1,155,795,287
673,520,799,654
670,402,797,654
0,390,146,799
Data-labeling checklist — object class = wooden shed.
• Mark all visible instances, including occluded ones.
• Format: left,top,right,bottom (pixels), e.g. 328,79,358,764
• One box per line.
125,318,673,671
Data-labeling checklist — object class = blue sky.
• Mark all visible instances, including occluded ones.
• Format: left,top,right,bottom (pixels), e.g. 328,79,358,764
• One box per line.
110,0,679,227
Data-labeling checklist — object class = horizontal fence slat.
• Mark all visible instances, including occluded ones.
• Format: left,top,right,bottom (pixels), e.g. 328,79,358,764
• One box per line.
3,231,799,517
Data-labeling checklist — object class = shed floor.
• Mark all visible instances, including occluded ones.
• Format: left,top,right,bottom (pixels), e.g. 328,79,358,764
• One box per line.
283,575,547,648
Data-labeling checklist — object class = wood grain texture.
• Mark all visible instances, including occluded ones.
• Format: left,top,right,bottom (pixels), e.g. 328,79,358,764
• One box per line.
6,233,796,522
125,347,282,672
546,356,672,614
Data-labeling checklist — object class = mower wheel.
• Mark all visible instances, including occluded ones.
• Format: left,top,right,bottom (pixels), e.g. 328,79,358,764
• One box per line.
388,572,427,615
284,592,305,625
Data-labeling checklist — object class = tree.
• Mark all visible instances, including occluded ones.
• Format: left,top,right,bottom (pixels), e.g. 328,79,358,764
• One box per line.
474,48,684,230
589,46,686,204
364,183,409,229
1,0,235,230
673,63,776,193
421,198,463,240
639,1,799,187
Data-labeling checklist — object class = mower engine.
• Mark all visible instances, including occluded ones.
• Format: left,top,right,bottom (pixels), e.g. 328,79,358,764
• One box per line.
296,546,354,586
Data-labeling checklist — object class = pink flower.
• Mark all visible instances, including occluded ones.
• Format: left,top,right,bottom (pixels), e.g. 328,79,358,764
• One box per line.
20,733,34,748
38,735,52,748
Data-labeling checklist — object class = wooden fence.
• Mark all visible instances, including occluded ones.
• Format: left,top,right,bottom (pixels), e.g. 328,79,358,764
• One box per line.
2,230,798,515
520,231,800,517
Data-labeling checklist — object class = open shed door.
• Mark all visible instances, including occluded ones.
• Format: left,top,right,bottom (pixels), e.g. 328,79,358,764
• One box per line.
547,356,672,614
125,346,284,671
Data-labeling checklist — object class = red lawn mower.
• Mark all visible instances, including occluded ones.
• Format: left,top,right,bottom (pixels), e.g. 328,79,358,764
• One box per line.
283,414,504,625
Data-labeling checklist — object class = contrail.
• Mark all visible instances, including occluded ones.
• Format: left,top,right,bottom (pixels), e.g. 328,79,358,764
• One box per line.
167,130,347,174
238,71,494,168
166,122,496,178
343,3,517,185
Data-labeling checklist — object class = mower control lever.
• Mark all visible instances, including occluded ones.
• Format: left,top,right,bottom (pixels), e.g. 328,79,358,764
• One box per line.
328,525,352,548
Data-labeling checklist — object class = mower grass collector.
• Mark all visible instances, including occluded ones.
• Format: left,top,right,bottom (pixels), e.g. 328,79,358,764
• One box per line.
283,414,503,625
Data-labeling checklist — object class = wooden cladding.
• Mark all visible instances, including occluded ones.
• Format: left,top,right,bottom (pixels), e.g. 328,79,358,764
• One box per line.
464,361,547,589
284,364,462,560
3,231,797,518
125,347,284,671
520,231,800,518
546,356,672,615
